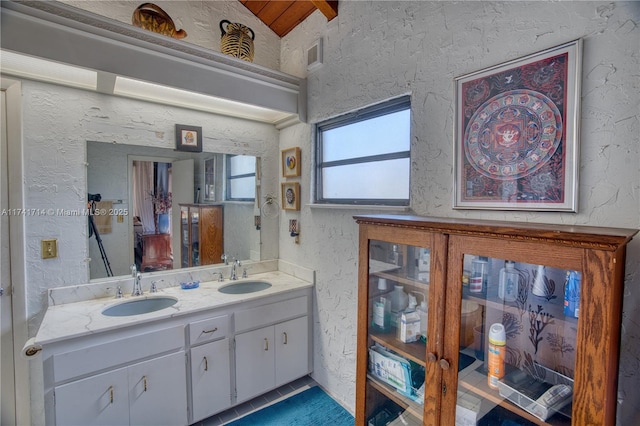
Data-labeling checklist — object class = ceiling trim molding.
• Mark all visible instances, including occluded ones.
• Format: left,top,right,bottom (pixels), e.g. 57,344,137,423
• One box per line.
1,0,306,120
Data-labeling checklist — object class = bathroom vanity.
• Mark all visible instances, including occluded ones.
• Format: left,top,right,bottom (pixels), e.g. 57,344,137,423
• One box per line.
34,270,313,425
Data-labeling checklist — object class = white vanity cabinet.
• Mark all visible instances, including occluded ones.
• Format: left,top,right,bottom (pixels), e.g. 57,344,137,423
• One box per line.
188,315,232,423
55,351,187,426
38,277,314,426
44,325,188,426
54,366,129,425
234,296,311,403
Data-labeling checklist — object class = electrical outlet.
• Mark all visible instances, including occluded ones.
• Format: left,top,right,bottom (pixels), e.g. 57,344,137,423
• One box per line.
42,239,58,259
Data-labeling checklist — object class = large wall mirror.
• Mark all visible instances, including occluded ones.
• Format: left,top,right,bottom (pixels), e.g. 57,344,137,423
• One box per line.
87,141,260,280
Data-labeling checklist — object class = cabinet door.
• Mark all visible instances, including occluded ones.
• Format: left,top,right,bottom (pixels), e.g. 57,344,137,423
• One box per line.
275,316,309,387
128,351,187,426
446,236,583,426
54,367,129,426
199,206,223,265
180,206,189,268
357,234,434,425
190,339,231,423
235,326,275,403
190,209,200,266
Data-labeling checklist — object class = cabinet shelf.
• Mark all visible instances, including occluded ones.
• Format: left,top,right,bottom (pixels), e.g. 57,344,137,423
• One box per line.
367,374,423,421
372,270,429,291
370,332,426,367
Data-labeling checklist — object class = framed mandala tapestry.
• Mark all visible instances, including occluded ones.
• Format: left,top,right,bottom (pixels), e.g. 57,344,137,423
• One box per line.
454,39,582,211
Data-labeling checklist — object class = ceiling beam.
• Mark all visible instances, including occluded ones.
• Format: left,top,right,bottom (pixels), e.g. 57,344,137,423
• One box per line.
311,0,338,21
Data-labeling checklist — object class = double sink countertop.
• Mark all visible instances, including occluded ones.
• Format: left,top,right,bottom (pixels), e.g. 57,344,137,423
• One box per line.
35,270,313,346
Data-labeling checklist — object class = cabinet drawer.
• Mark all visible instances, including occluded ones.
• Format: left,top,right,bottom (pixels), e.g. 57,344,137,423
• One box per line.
188,315,228,346
235,296,308,333
52,325,184,383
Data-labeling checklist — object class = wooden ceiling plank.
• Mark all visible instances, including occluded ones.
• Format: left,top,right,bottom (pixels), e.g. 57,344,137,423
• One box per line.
240,1,270,15
270,1,316,37
258,1,296,26
310,0,338,21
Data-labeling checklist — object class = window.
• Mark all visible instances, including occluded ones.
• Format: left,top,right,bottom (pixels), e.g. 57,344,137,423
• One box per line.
315,96,411,205
225,155,256,201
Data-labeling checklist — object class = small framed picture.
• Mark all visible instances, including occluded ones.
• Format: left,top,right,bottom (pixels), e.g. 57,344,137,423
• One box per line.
175,124,202,152
281,147,301,177
281,182,300,211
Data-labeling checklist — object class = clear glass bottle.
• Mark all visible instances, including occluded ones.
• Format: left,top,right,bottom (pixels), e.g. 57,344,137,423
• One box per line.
498,260,518,302
372,278,391,332
390,285,409,327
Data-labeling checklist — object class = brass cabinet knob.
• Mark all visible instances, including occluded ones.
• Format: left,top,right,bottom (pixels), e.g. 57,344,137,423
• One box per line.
427,352,438,363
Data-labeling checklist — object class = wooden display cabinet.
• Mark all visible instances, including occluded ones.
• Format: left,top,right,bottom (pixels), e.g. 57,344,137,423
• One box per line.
355,214,636,426
180,204,224,267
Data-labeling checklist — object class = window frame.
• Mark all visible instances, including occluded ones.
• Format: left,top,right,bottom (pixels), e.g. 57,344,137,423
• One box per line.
225,154,256,202
315,96,411,206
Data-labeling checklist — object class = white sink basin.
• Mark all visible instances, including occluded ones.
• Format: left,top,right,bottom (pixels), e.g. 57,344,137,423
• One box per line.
218,281,272,294
102,296,178,317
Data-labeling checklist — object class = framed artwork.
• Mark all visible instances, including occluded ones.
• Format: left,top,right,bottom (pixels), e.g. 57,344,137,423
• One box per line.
281,147,301,177
281,182,300,211
453,39,582,211
175,124,202,152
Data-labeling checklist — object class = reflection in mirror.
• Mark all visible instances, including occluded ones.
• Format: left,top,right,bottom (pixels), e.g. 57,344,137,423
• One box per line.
87,141,259,280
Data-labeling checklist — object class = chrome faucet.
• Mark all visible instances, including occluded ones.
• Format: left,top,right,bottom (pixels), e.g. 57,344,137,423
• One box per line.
230,259,241,280
132,272,143,296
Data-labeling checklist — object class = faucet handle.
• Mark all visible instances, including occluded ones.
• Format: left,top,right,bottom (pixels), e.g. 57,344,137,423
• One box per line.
242,268,248,279
115,286,123,299
150,280,162,293
217,272,224,282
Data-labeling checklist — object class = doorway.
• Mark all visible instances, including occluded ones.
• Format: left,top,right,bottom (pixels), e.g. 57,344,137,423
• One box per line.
129,157,193,273
132,160,173,272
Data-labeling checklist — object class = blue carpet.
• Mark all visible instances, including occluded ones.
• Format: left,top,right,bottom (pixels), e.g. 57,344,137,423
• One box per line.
226,386,354,426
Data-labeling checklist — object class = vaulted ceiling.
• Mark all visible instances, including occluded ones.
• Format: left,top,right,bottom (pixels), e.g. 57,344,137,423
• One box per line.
239,0,338,37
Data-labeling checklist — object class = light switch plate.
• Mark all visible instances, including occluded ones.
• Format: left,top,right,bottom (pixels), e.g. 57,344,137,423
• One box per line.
42,239,58,259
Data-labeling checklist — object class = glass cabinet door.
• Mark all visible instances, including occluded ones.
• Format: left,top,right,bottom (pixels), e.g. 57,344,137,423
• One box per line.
190,209,200,266
456,255,576,426
180,206,189,268
365,240,430,426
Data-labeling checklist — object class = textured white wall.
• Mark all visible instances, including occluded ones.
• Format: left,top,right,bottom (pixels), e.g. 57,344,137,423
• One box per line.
59,0,282,70
280,1,640,421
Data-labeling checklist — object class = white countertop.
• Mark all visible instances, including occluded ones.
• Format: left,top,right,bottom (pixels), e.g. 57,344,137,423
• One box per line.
34,271,313,346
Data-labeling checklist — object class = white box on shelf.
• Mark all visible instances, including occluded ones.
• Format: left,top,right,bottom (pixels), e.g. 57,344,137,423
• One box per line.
455,391,480,426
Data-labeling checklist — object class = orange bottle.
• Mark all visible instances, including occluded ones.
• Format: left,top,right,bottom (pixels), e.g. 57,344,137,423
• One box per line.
487,323,506,389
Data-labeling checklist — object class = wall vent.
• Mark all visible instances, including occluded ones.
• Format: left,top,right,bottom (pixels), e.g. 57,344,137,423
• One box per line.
307,38,323,71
